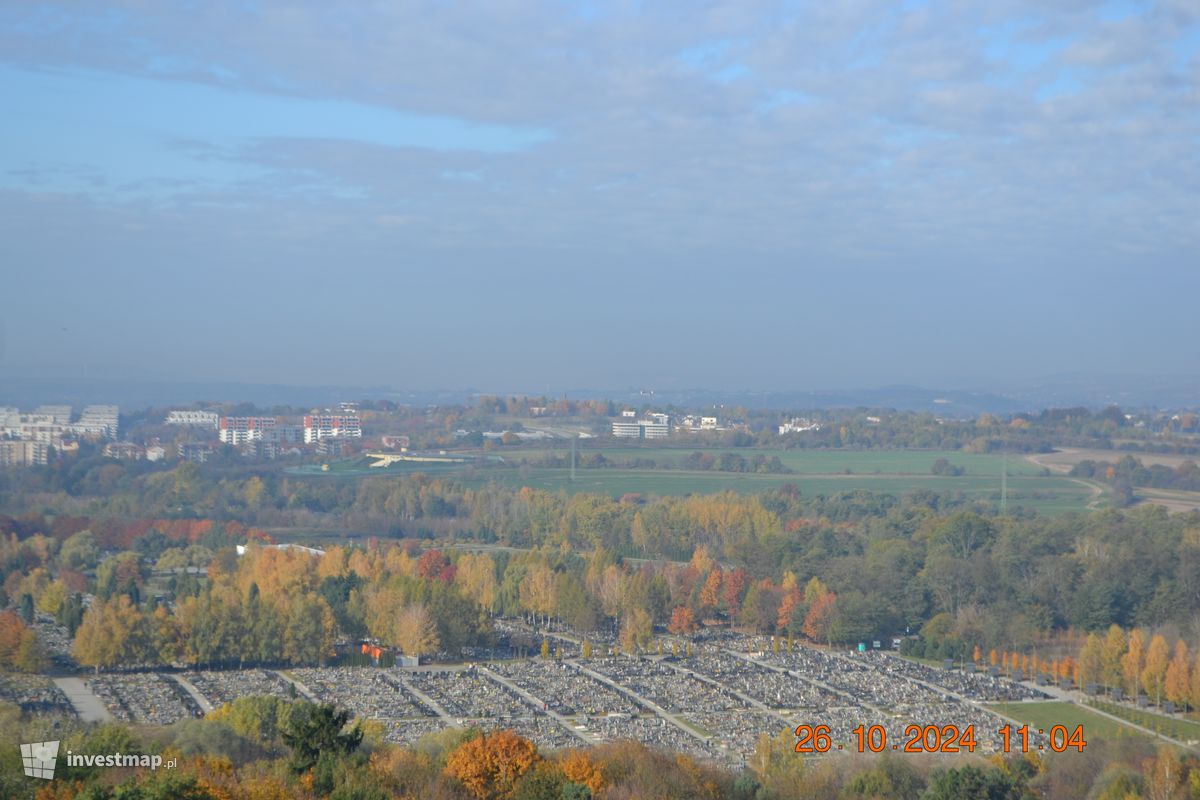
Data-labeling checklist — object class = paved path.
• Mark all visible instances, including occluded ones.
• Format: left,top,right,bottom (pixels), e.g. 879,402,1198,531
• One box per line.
478,665,595,744
724,649,888,717
272,671,319,703
52,677,113,723
168,673,214,714
658,658,794,727
382,671,460,725
568,660,710,744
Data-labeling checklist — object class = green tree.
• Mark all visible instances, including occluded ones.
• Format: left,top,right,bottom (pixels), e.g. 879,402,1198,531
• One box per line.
281,702,363,773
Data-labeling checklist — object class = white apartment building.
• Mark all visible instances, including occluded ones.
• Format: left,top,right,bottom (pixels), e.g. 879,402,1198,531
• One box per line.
166,410,220,427
34,405,72,424
0,440,51,466
218,416,277,445
303,414,362,443
74,405,119,439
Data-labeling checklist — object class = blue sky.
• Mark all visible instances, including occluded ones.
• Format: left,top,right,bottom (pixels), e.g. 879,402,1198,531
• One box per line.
1,1,1197,392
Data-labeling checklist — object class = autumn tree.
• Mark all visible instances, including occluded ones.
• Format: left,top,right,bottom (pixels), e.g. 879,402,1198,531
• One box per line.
667,606,697,636
1164,640,1190,710
1190,651,1200,712
558,749,604,796
698,568,722,616
1101,625,1126,695
444,730,540,800
456,553,498,614
1078,633,1104,690
803,591,837,644
619,607,653,653
1142,634,1169,706
1123,628,1146,697
519,564,557,626
394,604,440,656
722,568,748,618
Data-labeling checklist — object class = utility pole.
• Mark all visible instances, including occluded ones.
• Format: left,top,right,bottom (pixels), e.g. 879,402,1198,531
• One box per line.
570,434,576,483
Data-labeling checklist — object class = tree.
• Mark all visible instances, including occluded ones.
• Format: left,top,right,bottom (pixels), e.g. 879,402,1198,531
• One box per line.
1123,628,1146,697
1101,625,1127,695
281,702,362,773
72,595,153,670
722,568,748,617
457,553,498,614
519,564,557,626
667,606,697,636
1142,634,1170,707
1164,640,1190,709
699,568,722,615
394,604,440,657
559,749,604,796
923,764,1023,800
1078,633,1104,690
776,589,801,632
59,530,100,570
803,591,837,644
444,730,540,800
619,607,653,653
1190,652,1200,712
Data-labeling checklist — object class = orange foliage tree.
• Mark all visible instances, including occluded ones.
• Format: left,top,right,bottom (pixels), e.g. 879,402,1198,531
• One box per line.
668,606,698,636
558,749,605,795
444,730,540,800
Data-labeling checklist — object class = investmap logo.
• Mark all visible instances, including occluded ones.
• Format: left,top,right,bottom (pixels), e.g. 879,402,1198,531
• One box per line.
20,740,59,780
19,740,176,780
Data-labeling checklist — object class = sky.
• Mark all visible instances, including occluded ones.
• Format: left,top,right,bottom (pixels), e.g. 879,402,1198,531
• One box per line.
1,1,1198,394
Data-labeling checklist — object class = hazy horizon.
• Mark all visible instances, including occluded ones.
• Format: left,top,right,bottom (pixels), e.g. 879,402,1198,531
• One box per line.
2,2,1197,391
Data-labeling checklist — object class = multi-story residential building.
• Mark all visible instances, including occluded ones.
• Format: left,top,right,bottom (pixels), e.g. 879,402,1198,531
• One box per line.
104,441,144,460
178,442,215,463
145,445,167,462
303,414,361,443
218,416,277,445
74,405,119,439
34,405,72,424
165,410,220,428
0,440,51,466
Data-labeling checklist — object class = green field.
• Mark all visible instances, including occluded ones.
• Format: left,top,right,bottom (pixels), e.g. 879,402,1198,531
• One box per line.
988,701,1145,743
504,446,1048,477
1086,699,1200,743
285,449,1104,514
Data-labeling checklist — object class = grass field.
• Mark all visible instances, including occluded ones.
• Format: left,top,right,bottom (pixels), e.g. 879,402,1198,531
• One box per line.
285,448,1102,513
509,446,1048,477
455,468,1097,514
988,701,1144,742
1086,699,1200,743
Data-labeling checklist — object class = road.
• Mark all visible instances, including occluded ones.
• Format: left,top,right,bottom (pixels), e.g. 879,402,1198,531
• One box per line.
52,677,113,723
